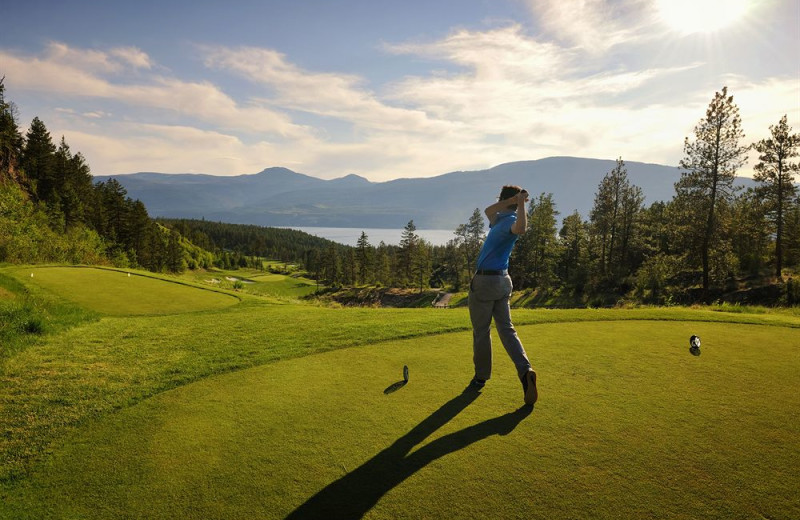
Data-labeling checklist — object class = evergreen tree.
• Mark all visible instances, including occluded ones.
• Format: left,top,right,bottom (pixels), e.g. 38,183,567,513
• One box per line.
454,208,486,283
128,200,154,269
375,242,392,287
355,231,373,284
323,243,342,286
343,249,358,285
398,220,419,287
166,229,186,273
558,211,589,292
589,158,643,280
96,178,130,243
438,239,464,290
753,115,800,278
618,178,644,276
730,189,770,275
783,198,800,269
21,117,57,202
513,193,559,290
410,239,433,292
52,137,94,228
676,86,749,299
0,77,24,183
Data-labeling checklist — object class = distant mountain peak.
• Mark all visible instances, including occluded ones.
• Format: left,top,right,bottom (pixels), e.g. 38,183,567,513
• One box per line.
255,167,297,176
330,173,371,185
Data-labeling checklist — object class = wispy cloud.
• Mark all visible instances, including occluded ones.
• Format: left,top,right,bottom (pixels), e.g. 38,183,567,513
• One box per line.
1,44,310,138
202,45,453,134
522,0,660,52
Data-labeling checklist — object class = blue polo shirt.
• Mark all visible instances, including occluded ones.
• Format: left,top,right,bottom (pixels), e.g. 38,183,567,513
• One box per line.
475,212,519,271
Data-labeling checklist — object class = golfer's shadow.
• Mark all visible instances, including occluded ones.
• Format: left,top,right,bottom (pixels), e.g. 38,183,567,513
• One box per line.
285,388,533,519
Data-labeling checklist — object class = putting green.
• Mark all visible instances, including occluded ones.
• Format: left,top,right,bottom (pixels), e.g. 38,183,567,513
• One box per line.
20,267,239,316
5,321,799,519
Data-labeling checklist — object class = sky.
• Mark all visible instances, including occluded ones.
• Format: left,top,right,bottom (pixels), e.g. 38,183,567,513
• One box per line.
1,0,798,181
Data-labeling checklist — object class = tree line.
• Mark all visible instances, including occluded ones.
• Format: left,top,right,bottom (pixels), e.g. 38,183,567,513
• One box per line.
506,88,799,305
1,78,205,272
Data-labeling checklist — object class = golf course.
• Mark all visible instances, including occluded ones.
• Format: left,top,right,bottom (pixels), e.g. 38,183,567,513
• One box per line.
1,265,798,519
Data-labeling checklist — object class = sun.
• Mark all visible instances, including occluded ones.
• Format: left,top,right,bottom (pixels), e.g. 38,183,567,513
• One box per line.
656,0,749,34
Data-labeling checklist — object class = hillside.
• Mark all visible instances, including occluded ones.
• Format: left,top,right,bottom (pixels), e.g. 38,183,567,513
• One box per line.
95,157,758,229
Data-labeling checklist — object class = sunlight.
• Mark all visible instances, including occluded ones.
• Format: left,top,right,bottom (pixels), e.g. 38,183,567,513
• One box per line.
657,0,750,34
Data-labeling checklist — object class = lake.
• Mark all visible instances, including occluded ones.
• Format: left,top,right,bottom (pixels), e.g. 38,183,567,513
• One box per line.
283,227,456,246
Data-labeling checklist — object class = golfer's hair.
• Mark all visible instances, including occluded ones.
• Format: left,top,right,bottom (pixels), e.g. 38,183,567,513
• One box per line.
498,185,523,201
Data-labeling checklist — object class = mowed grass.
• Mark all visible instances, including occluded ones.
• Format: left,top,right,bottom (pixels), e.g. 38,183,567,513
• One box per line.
179,267,320,300
0,268,800,518
19,266,239,316
244,272,319,299
3,321,799,520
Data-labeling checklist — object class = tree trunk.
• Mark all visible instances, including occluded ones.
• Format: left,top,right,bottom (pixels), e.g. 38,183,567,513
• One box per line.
776,163,784,279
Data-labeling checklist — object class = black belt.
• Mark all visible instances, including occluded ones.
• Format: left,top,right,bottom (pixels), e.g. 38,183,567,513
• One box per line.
475,270,507,276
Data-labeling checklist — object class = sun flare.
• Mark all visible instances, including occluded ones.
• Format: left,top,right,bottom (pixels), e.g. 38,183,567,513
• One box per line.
657,0,749,34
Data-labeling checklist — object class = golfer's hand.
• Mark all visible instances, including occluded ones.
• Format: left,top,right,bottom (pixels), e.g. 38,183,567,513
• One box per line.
517,190,529,204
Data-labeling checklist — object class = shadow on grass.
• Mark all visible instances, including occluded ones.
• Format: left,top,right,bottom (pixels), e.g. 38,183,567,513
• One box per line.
383,380,407,394
286,388,533,519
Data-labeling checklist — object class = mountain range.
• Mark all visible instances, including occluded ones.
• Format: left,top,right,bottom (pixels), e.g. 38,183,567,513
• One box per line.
93,156,756,230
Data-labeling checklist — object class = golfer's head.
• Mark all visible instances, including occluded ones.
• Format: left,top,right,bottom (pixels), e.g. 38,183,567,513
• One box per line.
498,185,523,209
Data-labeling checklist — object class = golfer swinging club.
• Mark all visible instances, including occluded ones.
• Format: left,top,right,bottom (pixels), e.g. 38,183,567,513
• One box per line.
469,185,538,406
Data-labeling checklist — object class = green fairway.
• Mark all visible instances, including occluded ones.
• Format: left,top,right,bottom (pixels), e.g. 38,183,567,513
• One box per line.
20,266,239,315
3,320,798,519
182,267,320,299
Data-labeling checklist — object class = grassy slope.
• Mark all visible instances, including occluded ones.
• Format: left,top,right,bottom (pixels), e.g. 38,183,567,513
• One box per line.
20,266,239,315
1,265,799,518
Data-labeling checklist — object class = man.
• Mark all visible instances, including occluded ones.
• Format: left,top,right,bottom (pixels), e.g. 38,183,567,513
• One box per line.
468,185,537,406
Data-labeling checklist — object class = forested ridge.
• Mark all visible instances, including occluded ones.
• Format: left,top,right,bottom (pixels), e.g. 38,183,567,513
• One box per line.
3,77,799,306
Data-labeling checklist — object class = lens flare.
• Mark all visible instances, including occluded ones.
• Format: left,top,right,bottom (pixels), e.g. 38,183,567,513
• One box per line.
656,0,749,34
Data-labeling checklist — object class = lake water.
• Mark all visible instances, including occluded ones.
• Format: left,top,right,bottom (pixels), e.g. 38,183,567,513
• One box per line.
284,227,456,246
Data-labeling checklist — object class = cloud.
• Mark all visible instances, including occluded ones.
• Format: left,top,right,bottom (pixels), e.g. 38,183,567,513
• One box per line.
64,123,281,175
202,45,454,135
521,0,660,51
109,47,153,69
383,25,700,162
0,43,310,138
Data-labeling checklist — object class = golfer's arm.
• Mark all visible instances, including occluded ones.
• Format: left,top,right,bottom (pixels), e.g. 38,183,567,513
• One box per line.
511,201,527,235
484,200,509,225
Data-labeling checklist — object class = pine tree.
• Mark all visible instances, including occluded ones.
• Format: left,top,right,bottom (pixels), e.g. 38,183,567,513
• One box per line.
590,158,642,280
323,243,341,286
558,211,588,291
729,189,769,275
398,220,419,287
753,115,800,278
355,231,373,284
410,239,433,292
463,208,485,279
513,193,559,290
527,193,560,290
676,86,749,299
52,137,93,228
21,117,57,202
783,198,800,269
375,242,392,287
0,77,25,183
